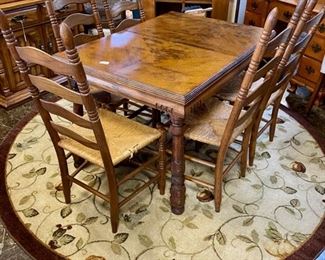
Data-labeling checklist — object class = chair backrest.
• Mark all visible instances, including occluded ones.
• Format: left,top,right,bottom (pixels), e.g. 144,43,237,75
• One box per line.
220,8,290,146
104,0,145,33
279,0,319,71
268,4,325,98
292,7,325,56
0,11,116,181
267,0,308,58
45,0,105,52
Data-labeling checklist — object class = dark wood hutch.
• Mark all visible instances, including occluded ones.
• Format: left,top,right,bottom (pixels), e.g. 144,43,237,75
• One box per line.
0,0,80,108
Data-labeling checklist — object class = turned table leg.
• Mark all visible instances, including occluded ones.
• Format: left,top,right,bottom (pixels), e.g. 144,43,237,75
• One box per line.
170,116,186,214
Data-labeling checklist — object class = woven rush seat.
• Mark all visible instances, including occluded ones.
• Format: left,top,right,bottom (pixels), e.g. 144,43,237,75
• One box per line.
184,99,249,146
58,108,161,167
0,14,167,233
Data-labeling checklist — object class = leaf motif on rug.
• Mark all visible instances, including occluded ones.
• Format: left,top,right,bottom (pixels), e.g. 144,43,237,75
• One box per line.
4,101,325,259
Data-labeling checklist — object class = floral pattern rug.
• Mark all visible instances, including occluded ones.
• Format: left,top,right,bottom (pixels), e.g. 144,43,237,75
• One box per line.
4,102,325,260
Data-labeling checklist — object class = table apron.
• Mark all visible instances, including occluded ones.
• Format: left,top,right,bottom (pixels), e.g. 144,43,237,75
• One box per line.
86,74,186,117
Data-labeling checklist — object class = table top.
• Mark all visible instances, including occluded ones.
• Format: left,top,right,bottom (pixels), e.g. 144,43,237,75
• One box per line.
57,12,262,115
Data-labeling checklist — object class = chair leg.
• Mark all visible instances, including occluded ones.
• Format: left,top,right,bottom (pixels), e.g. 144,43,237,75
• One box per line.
110,202,119,233
249,119,259,166
123,102,128,116
240,126,251,178
269,99,281,142
214,146,227,212
108,182,119,233
158,127,166,195
56,148,71,204
152,109,161,128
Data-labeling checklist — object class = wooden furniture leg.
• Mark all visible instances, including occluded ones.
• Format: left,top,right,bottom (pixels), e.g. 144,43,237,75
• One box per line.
306,74,325,113
170,115,186,214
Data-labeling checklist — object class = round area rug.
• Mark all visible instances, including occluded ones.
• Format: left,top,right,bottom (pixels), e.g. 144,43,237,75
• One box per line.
0,102,324,260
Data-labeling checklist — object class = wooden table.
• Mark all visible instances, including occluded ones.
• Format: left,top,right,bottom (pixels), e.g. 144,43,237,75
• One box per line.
57,12,262,214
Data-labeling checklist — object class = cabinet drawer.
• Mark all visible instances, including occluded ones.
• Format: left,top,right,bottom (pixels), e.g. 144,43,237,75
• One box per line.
244,11,263,27
297,56,321,84
316,18,325,37
304,34,325,62
272,2,295,23
246,0,267,14
7,7,40,29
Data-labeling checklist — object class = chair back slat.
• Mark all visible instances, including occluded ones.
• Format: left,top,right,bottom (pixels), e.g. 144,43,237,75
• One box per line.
253,56,280,81
16,46,77,76
41,100,93,129
244,78,274,106
235,103,258,130
273,54,301,93
51,122,99,150
29,75,83,104
63,13,96,28
114,19,141,33
264,27,292,57
291,32,312,54
74,33,100,46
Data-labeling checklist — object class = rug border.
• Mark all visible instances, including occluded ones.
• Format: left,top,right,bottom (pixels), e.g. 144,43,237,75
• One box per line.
0,106,324,260
280,105,325,260
0,110,65,260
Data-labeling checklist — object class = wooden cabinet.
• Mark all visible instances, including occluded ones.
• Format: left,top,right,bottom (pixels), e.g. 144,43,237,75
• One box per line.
0,0,76,108
244,0,325,105
244,0,270,27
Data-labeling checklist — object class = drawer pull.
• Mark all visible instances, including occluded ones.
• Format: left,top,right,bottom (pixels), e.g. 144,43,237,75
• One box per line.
305,66,315,75
283,11,292,20
318,24,325,33
311,43,322,53
11,15,27,43
11,15,27,23
251,1,258,10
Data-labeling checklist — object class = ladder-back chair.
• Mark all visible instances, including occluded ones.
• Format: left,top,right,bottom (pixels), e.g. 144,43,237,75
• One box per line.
0,13,167,233
248,2,325,166
265,6,325,141
183,8,290,212
46,0,105,52
104,0,145,33
45,0,128,113
102,0,161,124
215,0,308,104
